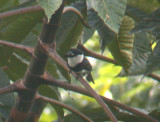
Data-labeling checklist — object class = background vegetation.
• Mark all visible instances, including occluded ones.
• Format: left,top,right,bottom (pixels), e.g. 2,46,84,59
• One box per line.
0,0,160,121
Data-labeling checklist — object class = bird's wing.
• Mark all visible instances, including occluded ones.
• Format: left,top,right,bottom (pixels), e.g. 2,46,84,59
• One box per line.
82,57,92,71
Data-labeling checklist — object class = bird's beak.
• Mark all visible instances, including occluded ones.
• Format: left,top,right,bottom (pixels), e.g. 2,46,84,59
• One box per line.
65,52,70,57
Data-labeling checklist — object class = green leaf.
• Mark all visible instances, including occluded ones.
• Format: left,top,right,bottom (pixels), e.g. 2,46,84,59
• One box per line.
36,0,63,20
86,9,116,53
82,27,95,44
4,52,28,81
38,85,64,118
87,0,127,33
64,107,148,121
144,40,160,75
118,32,152,76
126,5,148,22
131,8,160,40
108,16,135,72
0,68,15,119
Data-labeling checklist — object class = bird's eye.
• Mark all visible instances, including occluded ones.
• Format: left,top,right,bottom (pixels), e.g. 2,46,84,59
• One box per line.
70,52,74,56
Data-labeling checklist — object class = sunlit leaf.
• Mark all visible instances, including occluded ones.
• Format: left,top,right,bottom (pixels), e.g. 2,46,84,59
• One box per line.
36,0,62,20
87,0,127,33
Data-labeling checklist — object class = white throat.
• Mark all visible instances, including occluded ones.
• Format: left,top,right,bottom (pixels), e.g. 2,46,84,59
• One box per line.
68,54,84,67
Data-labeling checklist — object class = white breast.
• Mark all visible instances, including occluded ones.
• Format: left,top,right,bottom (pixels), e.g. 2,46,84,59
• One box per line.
68,54,84,67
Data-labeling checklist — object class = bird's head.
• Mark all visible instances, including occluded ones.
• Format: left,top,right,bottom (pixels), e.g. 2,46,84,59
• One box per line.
65,49,83,58
65,49,84,67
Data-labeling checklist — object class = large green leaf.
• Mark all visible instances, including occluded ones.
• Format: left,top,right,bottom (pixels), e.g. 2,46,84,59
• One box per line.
87,0,127,33
0,68,15,119
127,0,160,13
86,9,116,52
131,8,160,40
118,32,152,76
36,0,63,20
38,85,64,118
108,16,135,72
126,5,148,22
0,11,44,80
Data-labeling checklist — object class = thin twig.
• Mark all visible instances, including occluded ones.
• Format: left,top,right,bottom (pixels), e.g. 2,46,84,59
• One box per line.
0,5,43,19
0,82,18,95
78,43,117,65
0,40,33,55
41,73,159,122
38,94,93,122
0,5,90,28
41,43,118,122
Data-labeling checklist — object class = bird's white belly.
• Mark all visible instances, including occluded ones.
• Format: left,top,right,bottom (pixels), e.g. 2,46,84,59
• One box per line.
68,55,84,67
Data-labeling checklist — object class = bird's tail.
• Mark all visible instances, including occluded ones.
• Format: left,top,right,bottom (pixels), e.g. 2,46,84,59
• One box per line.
86,73,95,84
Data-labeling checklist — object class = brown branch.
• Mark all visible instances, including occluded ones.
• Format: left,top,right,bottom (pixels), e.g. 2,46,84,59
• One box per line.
0,40,33,55
77,43,117,65
0,5,90,28
40,42,117,122
41,73,158,122
37,94,93,122
148,74,160,82
0,83,17,95
0,5,43,19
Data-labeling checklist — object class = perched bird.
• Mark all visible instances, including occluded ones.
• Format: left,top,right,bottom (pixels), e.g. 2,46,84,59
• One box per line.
65,48,94,84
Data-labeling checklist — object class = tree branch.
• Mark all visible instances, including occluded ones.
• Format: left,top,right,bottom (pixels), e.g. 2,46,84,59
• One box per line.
41,73,158,122
1,40,160,83
37,94,93,122
0,5,90,28
0,5,43,19
40,42,118,122
0,40,33,55
0,83,17,95
78,43,117,65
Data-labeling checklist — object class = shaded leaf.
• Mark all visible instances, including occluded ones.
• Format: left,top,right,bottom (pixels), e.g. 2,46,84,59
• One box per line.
38,85,64,118
4,52,28,81
131,8,160,40
36,0,62,20
126,5,148,22
119,32,152,76
0,68,15,119
81,27,95,44
87,0,127,33
86,9,116,53
64,107,148,122
145,40,160,75
108,16,135,72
